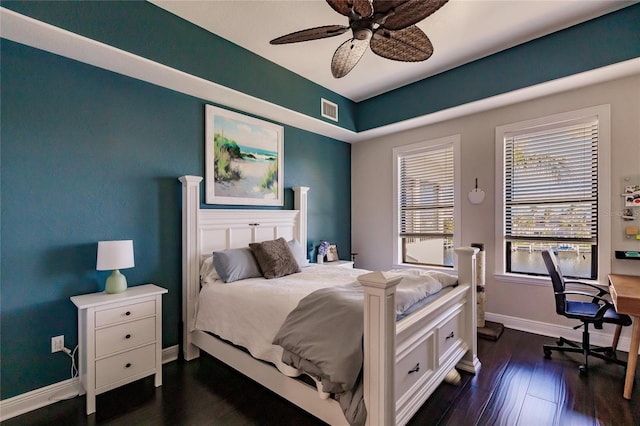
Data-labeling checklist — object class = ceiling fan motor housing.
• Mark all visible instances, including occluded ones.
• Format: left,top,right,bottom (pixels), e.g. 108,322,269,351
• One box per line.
354,27,373,40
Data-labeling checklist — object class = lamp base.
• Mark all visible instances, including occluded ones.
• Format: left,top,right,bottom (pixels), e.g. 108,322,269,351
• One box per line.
105,269,128,294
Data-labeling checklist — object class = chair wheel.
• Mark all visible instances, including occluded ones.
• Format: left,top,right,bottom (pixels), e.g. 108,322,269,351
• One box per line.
579,365,587,375
543,348,552,359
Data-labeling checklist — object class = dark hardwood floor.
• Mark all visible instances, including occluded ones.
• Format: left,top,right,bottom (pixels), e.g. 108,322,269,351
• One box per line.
4,327,640,425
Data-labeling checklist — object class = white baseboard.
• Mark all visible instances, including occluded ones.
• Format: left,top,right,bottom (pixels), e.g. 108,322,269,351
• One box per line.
162,344,179,364
484,312,638,354
0,345,179,422
2,317,635,422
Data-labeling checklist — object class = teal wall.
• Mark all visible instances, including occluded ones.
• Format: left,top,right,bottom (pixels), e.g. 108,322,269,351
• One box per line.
3,1,638,133
1,0,358,131
0,40,351,399
356,3,640,130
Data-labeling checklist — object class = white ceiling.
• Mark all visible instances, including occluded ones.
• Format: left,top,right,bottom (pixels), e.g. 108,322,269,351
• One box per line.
149,0,634,102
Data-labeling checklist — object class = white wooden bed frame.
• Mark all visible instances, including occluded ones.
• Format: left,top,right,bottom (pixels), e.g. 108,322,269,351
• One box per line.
180,175,480,425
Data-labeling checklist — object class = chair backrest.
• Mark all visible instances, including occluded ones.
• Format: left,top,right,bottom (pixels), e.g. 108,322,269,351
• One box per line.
541,248,567,315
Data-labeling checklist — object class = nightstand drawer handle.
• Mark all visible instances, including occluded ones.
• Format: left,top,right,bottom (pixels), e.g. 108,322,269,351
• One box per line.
446,331,455,340
125,363,132,368
125,334,131,339
408,363,420,374
125,311,131,316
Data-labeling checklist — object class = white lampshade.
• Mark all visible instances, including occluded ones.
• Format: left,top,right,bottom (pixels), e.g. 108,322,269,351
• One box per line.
96,240,135,271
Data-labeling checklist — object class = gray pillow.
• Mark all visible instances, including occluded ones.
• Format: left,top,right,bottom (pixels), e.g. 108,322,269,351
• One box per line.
212,247,262,283
288,239,309,268
249,238,300,279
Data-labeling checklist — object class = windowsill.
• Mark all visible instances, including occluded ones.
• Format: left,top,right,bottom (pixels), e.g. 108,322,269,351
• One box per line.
493,273,607,290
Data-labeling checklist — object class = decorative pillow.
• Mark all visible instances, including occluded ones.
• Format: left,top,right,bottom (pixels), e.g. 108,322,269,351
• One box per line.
288,239,309,268
199,255,220,285
249,237,300,279
212,247,262,283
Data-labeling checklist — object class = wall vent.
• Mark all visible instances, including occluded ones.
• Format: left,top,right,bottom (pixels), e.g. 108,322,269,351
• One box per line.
321,98,338,122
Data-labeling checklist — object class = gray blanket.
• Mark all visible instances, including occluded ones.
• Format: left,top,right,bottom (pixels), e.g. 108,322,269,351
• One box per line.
272,282,366,425
272,270,458,426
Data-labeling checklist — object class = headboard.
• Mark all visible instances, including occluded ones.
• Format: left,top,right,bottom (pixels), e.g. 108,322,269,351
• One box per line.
178,175,309,359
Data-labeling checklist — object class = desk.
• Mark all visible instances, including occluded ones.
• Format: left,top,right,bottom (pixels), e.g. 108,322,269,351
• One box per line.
608,274,640,399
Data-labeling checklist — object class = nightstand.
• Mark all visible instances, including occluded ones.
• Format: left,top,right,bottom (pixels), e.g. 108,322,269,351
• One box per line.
320,260,354,268
70,284,168,415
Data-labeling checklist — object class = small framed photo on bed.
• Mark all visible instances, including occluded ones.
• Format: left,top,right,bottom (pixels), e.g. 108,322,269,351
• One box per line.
205,105,284,206
326,244,339,262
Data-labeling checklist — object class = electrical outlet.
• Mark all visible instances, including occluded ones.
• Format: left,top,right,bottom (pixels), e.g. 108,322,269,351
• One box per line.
51,335,64,353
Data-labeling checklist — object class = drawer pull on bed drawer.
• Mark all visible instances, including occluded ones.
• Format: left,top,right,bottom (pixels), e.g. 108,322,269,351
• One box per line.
125,334,131,339
125,311,131,316
445,331,455,340
125,363,131,368
408,363,420,374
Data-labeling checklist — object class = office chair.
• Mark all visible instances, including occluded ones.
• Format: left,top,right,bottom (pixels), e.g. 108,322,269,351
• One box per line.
541,248,631,375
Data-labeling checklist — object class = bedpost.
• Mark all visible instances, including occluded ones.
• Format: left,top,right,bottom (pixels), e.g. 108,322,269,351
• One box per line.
179,175,203,361
292,186,309,257
358,271,403,426
455,246,481,374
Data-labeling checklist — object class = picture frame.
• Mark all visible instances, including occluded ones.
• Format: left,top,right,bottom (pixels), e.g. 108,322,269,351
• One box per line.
326,244,339,262
205,105,284,205
624,184,640,207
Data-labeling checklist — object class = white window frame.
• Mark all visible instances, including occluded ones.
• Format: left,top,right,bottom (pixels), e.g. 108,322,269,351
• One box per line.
494,105,611,285
393,135,461,270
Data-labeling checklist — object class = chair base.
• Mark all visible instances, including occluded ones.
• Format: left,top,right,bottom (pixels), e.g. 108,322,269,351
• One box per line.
543,335,627,375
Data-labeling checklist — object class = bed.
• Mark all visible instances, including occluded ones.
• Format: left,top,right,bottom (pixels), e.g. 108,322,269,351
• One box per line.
180,175,480,426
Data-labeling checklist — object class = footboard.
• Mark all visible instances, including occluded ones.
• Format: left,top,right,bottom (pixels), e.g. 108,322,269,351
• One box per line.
395,285,469,425
358,247,480,426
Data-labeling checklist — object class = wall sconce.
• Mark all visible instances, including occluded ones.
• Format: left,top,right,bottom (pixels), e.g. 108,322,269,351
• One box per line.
468,178,485,204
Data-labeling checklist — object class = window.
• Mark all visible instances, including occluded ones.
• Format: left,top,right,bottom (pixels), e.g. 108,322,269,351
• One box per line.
393,135,460,268
495,106,611,282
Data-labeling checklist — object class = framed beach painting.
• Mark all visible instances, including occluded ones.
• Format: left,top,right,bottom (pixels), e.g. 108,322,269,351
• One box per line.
205,105,284,206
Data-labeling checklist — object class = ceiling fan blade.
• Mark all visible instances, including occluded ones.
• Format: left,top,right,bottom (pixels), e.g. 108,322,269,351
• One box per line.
331,38,369,78
327,0,374,18
270,25,349,45
370,26,433,62
374,0,448,30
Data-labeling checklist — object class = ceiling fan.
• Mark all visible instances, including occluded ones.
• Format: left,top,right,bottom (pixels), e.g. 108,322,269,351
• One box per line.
270,0,449,78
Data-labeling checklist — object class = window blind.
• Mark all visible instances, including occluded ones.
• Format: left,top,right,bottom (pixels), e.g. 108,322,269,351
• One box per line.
505,120,598,243
399,145,454,237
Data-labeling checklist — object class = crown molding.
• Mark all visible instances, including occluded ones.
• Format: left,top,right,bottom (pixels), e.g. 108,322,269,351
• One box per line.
2,7,638,144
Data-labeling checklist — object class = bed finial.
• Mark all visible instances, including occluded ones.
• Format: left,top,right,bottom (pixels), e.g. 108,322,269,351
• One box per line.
293,186,310,260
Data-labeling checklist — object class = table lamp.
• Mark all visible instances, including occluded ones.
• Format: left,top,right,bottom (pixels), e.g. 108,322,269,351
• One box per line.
96,240,135,294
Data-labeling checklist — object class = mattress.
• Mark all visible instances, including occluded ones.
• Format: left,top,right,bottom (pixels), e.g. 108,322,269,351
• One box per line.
195,264,368,375
194,264,458,376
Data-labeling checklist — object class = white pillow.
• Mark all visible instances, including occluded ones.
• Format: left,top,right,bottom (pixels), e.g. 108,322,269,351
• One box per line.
288,239,310,268
199,255,220,286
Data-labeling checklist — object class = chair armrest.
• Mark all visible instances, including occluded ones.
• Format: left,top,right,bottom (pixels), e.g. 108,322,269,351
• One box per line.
559,291,611,304
564,280,609,296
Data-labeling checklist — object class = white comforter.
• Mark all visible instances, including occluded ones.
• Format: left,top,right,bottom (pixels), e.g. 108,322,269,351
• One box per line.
195,265,367,375
194,265,458,376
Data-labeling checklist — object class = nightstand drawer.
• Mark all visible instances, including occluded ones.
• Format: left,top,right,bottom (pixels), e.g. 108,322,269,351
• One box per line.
95,317,156,358
95,300,155,327
95,344,156,390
